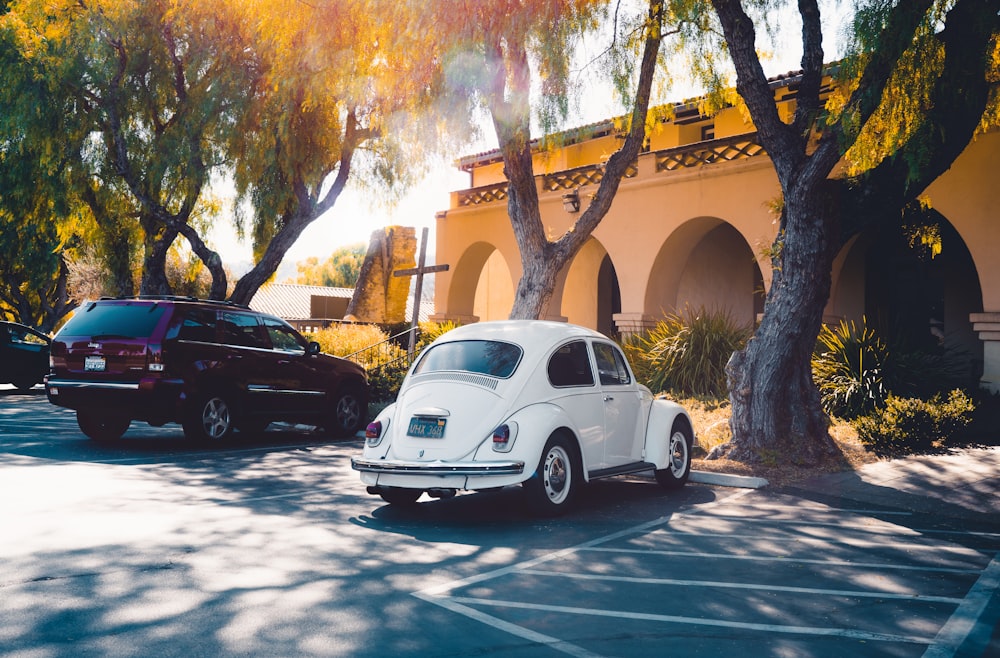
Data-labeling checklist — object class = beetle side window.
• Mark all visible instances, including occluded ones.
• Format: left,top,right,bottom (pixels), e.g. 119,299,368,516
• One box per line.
547,340,595,387
593,342,631,385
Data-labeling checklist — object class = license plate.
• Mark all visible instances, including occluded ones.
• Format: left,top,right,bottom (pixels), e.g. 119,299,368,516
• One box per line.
84,355,106,372
407,416,446,438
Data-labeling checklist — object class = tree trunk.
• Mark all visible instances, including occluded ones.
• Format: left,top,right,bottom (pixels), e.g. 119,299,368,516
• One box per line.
717,184,842,465
139,219,176,297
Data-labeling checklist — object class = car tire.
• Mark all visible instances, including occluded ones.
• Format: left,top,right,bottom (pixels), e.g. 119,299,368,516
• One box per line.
77,410,130,442
326,385,367,438
12,378,38,392
655,422,693,489
378,488,422,506
183,392,235,441
523,433,580,516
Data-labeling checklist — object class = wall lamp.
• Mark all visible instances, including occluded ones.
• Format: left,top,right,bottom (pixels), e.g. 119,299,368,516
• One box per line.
562,189,580,213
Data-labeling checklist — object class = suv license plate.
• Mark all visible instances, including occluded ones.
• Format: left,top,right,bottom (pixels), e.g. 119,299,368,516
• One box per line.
407,417,446,439
84,356,106,372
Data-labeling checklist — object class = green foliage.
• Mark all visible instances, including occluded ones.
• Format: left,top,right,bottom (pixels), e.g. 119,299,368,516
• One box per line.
813,317,968,420
853,390,975,456
293,244,366,288
812,319,889,420
627,307,752,397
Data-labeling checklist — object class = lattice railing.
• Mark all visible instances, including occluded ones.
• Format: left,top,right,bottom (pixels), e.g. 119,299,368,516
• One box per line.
456,182,508,207
655,134,765,172
542,162,638,192
454,134,766,207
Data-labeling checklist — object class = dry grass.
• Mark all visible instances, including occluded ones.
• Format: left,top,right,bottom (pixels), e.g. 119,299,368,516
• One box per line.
670,396,882,487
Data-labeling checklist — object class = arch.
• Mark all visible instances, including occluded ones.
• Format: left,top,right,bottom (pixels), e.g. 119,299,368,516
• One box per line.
558,238,622,334
443,241,515,322
645,217,764,327
829,211,984,382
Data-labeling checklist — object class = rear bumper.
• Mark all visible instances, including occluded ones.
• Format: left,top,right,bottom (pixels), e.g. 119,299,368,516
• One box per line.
351,457,525,477
45,376,184,420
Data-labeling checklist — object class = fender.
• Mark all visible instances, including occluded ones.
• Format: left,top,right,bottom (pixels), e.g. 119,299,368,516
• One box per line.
471,401,591,481
643,398,695,470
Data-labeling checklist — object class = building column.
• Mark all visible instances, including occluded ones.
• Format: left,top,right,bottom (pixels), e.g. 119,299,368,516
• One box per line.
971,313,1000,393
613,312,659,337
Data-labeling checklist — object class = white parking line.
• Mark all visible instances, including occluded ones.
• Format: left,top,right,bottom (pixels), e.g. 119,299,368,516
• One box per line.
584,547,984,574
518,569,966,604
923,553,1000,658
446,596,938,645
413,488,996,657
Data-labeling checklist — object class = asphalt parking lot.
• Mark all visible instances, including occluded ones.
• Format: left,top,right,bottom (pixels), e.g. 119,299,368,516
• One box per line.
2,387,998,657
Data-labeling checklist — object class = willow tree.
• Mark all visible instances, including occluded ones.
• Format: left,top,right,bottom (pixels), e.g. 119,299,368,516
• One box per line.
705,0,999,464
225,0,456,305
418,0,699,319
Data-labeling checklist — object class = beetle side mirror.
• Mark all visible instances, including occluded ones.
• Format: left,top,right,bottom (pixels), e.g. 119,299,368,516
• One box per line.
306,341,321,356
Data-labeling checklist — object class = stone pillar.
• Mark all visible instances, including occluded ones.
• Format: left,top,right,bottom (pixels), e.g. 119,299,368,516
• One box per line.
971,312,1000,393
345,226,417,323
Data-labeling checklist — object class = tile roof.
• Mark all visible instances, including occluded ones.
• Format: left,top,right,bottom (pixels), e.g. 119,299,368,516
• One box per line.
250,282,435,323
250,284,353,321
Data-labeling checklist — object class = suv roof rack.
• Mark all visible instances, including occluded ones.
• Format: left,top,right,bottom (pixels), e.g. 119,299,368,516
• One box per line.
97,295,250,309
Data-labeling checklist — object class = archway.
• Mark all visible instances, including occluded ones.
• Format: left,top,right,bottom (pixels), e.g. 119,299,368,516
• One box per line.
444,241,515,322
559,238,621,334
645,218,763,327
831,211,984,383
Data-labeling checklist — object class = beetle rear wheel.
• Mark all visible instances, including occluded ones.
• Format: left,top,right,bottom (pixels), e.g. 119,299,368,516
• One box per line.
378,488,422,506
523,434,580,516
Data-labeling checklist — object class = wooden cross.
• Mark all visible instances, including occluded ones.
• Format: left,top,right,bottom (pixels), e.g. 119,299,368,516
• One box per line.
394,226,448,356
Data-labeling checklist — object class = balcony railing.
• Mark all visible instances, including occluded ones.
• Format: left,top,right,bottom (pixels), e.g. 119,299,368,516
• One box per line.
655,134,765,172
454,133,766,207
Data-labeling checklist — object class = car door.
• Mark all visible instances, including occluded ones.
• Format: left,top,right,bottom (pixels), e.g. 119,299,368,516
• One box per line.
545,340,606,470
260,316,327,418
592,341,644,466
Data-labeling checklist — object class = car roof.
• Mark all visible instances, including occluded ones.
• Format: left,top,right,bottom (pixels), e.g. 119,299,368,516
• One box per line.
435,320,608,352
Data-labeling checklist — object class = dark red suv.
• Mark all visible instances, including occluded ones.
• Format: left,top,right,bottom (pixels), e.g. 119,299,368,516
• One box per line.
46,297,368,442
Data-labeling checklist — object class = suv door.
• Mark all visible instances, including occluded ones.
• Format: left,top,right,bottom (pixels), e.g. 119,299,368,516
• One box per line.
259,315,328,419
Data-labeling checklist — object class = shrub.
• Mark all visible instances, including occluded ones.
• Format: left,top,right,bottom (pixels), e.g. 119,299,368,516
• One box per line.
812,319,889,420
631,307,752,397
853,389,975,456
308,323,408,403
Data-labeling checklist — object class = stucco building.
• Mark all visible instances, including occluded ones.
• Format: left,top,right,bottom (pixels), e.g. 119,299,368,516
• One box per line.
430,72,1000,392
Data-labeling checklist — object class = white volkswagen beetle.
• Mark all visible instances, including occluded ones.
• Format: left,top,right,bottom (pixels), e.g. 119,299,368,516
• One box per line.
352,320,694,514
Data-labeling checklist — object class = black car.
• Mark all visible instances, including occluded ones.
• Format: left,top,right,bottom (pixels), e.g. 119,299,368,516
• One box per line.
0,321,51,391
46,297,369,442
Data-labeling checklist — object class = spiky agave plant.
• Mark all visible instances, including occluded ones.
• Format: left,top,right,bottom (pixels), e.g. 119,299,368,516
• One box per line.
812,319,889,420
638,307,752,397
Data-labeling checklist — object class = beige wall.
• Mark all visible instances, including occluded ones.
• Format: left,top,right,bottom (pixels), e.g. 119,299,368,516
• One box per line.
435,119,1000,391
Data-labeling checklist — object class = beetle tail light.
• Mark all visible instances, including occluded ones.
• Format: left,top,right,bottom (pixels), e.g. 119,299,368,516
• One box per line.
366,421,384,447
492,422,516,453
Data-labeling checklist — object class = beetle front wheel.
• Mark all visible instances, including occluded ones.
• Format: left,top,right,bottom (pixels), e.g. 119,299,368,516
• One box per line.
655,424,692,489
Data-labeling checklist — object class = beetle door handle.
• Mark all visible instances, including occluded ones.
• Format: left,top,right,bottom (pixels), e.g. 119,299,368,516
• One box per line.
604,396,614,402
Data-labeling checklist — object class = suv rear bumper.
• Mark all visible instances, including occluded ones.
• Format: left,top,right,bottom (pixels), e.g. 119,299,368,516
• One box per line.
46,376,185,420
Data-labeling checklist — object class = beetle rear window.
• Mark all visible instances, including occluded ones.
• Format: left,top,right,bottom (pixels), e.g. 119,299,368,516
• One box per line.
58,302,166,339
413,340,522,378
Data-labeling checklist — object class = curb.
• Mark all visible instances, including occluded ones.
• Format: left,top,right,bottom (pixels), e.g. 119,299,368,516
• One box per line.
690,470,769,489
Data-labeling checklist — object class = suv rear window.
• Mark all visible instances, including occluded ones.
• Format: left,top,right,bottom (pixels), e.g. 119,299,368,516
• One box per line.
59,302,167,338
413,340,522,378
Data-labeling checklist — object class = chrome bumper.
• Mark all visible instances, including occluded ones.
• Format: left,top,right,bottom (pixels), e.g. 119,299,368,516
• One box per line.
351,457,525,476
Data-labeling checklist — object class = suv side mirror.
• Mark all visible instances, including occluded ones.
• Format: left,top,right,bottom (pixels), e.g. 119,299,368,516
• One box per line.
306,341,321,356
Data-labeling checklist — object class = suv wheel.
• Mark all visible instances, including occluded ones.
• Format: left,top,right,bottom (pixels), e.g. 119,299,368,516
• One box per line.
77,410,130,442
327,386,367,438
183,392,235,441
